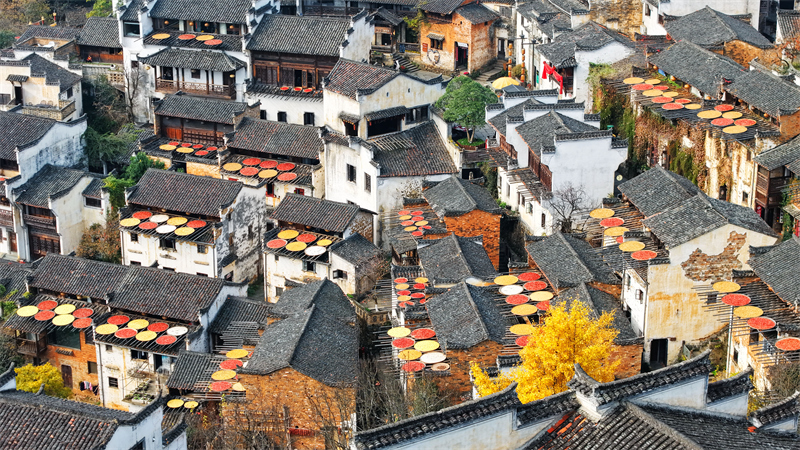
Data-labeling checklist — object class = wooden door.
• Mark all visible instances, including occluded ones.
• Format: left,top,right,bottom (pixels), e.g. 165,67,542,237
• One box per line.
61,364,73,389
9,232,16,252
164,127,183,140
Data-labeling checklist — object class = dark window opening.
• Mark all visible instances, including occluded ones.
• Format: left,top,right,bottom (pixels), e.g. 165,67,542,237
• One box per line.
277,112,287,122
344,120,358,136
130,233,138,242
131,350,148,360
108,377,119,388
347,164,356,182
266,183,275,196
160,238,176,250
364,173,371,193
123,22,140,37
260,110,267,120
85,197,101,208
48,328,80,349
304,112,315,126
333,269,347,279
431,38,443,50
649,338,668,370
303,260,316,272
367,116,401,137
88,361,98,374
294,188,305,195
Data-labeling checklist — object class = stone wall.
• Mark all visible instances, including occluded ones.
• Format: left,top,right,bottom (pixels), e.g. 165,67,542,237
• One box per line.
722,41,778,68
590,0,642,37
680,230,747,282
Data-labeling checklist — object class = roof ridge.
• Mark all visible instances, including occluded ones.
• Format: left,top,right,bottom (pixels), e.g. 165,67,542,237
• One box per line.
452,177,480,212
624,402,706,450
556,233,594,284
461,282,492,343
287,304,318,371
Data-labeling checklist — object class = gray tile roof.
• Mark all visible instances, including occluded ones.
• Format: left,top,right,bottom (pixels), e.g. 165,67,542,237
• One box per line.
138,47,245,72
555,283,639,344
454,3,499,23
537,22,633,69
110,266,225,322
153,94,248,125
367,121,458,177
750,392,800,429
363,106,409,122
617,166,703,217
228,117,322,160
642,194,777,248
29,254,130,299
149,0,252,23
706,368,753,403
0,110,57,160
423,175,501,217
247,14,350,56
13,165,93,208
77,17,121,48
269,279,356,323
20,54,82,93
648,41,745,96
118,0,146,22
0,390,134,449
754,134,800,170
548,0,590,14
425,281,506,348
778,10,800,42
166,351,227,390
418,234,497,283
526,233,620,287
325,59,398,100
724,68,800,117
665,7,772,49
126,168,242,217
487,99,541,133
749,237,800,307
515,111,602,156
568,350,713,406
371,7,404,26
270,193,359,233
82,178,103,199
208,295,275,335
241,303,358,386
16,25,79,43
0,262,31,303
329,232,381,265
421,0,468,14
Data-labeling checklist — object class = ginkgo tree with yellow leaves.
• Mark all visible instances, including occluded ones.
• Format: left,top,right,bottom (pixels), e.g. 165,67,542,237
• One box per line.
471,301,619,403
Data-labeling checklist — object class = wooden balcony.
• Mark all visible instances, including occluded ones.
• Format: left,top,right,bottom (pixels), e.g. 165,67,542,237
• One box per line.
16,337,46,356
23,213,56,228
19,100,76,121
0,209,12,228
156,78,234,99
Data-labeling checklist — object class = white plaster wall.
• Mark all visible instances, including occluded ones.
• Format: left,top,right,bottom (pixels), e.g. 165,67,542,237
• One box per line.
49,177,97,256
631,376,708,410
329,253,357,295
706,393,749,416
621,267,648,336
164,432,188,450
324,141,379,214
323,90,361,135
247,94,324,126
16,120,86,184
644,0,757,35
542,136,625,205
265,252,330,301
574,43,634,108
360,76,445,120
339,14,374,61
105,407,163,450
122,232,217,276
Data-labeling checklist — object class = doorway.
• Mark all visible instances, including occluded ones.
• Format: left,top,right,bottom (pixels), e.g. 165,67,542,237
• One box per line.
649,339,668,370
9,231,16,252
61,364,73,390
13,85,22,105
456,44,469,69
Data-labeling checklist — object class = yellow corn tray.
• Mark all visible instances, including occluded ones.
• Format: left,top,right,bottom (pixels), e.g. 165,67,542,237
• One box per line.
619,241,645,252
152,33,170,40
529,291,554,301
277,229,299,239
697,110,722,119
232,382,245,391
589,208,614,219
511,304,538,316
734,306,763,319
184,401,199,409
404,226,417,231
177,147,193,154
415,220,428,226
16,305,39,317
662,91,679,98
54,304,76,315
398,349,422,360
397,295,411,301
167,217,188,226
415,277,429,283
136,330,157,341
494,275,518,285
128,319,149,329
398,215,412,220
223,162,243,172
167,399,185,408
196,35,214,41
685,104,701,110
285,241,307,252
623,77,644,84
120,218,141,227
644,78,660,85
395,283,410,290
317,239,333,247
52,314,75,326
510,324,534,335
96,323,118,335
414,340,440,352
388,327,410,338
174,227,194,236
604,226,629,237
713,281,740,293
723,125,747,134
211,369,237,381
259,169,278,178
643,89,662,97
722,111,742,119
159,144,176,151
226,349,249,359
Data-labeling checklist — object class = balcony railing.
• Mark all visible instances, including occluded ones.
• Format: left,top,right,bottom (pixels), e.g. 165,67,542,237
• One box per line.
156,78,234,99
82,63,125,87
0,209,12,228
23,213,56,228
19,100,76,121
16,338,46,355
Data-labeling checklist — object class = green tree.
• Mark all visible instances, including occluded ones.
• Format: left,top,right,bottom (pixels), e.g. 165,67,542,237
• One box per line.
85,124,143,171
0,332,23,370
15,363,73,398
435,76,497,143
76,209,121,263
86,0,112,17
104,152,166,209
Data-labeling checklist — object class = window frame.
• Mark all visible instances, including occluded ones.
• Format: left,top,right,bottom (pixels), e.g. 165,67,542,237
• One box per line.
347,164,357,183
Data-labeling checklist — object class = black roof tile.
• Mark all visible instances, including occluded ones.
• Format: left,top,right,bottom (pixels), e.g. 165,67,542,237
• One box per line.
118,0,145,21
706,368,753,403
270,193,359,233
82,178,103,199
515,111,602,156
139,47,245,72
77,17,121,48
29,254,130,299
208,295,275,335
367,121,458,177
0,110,56,159
13,165,94,208
228,117,322,160
666,7,772,49
269,278,356,323
325,59,398,100
648,41,745,96
16,25,79,43
454,3,499,24
423,175,502,217
149,0,252,23
617,166,703,217
167,351,227,390
328,232,381,265
754,133,800,170
526,233,620,288
555,283,639,344
778,10,800,42
420,0,468,14
749,392,800,429
418,234,497,283
126,169,242,217
425,281,506,348
19,54,81,93
537,22,633,69
247,15,350,56
748,237,800,307
153,94,248,125
724,68,800,117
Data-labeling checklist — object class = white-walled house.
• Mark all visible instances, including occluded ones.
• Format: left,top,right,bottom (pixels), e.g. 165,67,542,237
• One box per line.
245,12,373,126
486,96,627,235
535,21,634,107
0,54,83,121
120,169,266,282
641,0,765,36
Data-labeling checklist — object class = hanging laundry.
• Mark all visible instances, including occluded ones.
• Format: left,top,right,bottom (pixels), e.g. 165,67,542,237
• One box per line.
541,62,564,94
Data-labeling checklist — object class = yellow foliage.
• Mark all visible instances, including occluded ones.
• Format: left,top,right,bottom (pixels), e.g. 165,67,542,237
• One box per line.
471,301,619,403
